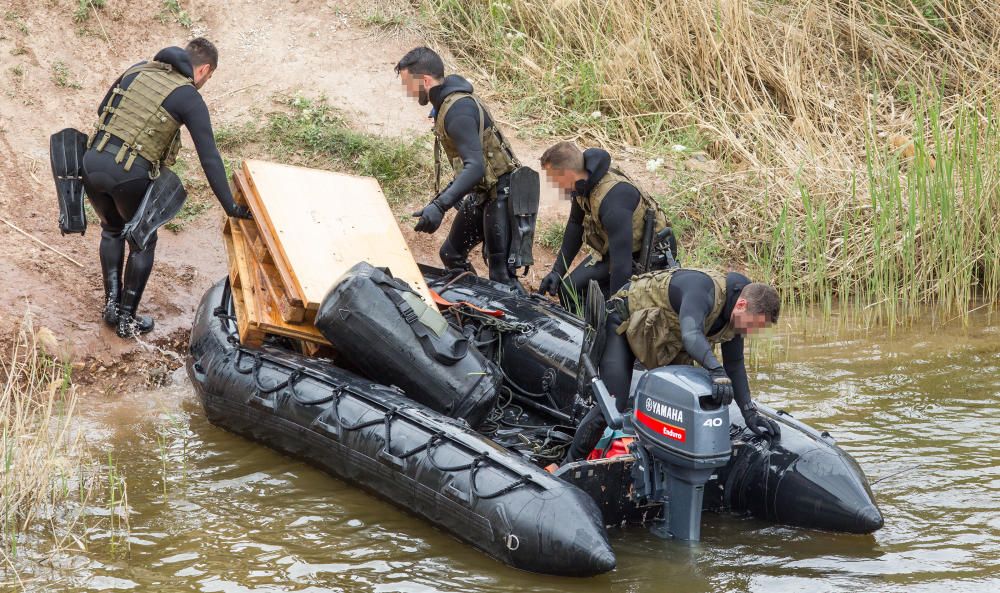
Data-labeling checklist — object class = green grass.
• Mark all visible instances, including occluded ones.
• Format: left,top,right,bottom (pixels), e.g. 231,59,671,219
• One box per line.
163,199,211,232
51,61,81,89
158,0,193,28
73,0,106,23
538,221,564,250
363,3,409,31
218,95,432,210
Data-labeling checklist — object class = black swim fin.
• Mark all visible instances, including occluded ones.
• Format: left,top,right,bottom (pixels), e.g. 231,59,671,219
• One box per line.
123,168,187,251
49,128,89,235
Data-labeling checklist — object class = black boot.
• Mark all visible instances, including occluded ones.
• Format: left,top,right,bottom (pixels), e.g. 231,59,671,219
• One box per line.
116,288,155,338
116,233,157,339
99,229,126,327
486,253,526,294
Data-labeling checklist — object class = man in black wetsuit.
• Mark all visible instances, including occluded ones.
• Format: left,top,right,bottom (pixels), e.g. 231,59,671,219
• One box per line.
395,47,523,290
537,142,668,307
563,268,783,463
82,38,250,338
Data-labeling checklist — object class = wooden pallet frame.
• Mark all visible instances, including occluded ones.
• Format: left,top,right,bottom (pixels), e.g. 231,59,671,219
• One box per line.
222,218,329,348
234,168,311,310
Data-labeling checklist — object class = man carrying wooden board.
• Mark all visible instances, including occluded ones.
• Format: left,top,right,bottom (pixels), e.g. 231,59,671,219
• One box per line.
395,47,539,293
53,39,252,338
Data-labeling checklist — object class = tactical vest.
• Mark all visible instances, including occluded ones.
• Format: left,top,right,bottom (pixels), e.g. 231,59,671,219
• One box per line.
575,168,668,261
90,61,193,176
434,92,519,196
615,268,738,370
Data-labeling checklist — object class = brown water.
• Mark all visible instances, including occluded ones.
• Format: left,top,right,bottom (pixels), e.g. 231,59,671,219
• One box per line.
21,318,1000,592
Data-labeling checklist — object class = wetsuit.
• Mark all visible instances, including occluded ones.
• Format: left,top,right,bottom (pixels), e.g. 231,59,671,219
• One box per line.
425,76,517,287
565,270,753,462
82,46,243,335
544,149,642,306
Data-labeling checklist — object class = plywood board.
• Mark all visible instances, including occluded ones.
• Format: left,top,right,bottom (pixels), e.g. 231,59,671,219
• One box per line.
240,159,435,310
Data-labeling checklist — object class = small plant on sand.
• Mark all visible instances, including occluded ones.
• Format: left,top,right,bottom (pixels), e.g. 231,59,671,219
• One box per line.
50,61,81,89
73,0,106,23
159,0,193,28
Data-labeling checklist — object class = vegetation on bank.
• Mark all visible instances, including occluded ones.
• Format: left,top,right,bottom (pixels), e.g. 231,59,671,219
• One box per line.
422,0,1000,324
0,318,121,585
216,96,433,209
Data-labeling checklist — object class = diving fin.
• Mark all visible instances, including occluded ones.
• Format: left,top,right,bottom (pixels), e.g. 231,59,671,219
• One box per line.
49,128,90,235
506,166,540,271
123,167,187,251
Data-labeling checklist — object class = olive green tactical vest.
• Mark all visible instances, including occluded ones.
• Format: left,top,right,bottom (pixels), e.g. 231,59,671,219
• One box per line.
615,268,738,370
575,169,668,261
90,61,193,175
434,92,519,196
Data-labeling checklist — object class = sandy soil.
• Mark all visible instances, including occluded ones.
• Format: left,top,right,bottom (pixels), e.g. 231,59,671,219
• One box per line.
0,0,677,393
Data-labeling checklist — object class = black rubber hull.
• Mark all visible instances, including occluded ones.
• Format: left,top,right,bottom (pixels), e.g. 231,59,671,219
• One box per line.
187,280,615,577
425,267,883,534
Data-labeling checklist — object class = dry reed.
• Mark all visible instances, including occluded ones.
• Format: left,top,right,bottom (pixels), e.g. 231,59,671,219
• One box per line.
425,0,1000,324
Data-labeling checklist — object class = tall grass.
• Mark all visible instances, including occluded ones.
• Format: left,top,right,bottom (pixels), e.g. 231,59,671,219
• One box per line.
423,0,1000,323
0,316,105,584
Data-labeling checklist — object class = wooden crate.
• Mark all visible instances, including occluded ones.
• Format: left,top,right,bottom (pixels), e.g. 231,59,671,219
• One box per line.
238,159,436,311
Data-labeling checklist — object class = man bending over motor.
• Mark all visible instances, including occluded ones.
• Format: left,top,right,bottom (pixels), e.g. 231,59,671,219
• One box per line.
564,267,782,463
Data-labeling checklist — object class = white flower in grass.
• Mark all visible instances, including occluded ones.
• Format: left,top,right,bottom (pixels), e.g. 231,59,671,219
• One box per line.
672,144,686,152
646,158,665,172
590,110,602,119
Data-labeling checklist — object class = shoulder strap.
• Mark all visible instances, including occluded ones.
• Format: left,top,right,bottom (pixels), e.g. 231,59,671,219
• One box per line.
369,269,469,365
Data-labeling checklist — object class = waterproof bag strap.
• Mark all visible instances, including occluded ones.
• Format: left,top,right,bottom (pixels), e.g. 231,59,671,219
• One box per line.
370,270,469,365
434,135,443,195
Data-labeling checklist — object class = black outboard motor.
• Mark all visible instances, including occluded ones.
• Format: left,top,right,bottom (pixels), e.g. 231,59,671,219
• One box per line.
630,366,732,541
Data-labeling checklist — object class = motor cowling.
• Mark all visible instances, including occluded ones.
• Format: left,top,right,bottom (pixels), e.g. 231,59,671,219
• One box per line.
631,366,732,541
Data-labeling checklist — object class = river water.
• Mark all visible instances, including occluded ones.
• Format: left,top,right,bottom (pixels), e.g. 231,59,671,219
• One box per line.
18,316,1000,592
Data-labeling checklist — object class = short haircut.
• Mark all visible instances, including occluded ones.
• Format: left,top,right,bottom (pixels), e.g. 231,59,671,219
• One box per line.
540,141,585,172
740,283,781,323
395,47,444,79
186,37,218,69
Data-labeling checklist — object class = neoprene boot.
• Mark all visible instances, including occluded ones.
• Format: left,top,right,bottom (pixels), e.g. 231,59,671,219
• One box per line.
116,287,154,338
116,232,157,338
99,229,126,327
486,253,526,294
102,282,120,327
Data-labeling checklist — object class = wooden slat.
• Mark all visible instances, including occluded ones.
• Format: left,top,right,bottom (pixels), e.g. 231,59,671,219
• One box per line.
222,220,264,347
225,215,329,346
233,169,305,308
237,219,307,324
240,159,436,311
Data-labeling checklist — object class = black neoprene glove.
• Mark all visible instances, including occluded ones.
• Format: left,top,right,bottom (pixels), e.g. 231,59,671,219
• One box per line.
412,200,445,234
741,404,781,441
709,367,734,406
537,270,562,296
227,204,252,220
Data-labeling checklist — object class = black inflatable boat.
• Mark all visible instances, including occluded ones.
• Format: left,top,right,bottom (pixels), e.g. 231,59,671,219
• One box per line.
186,266,883,577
